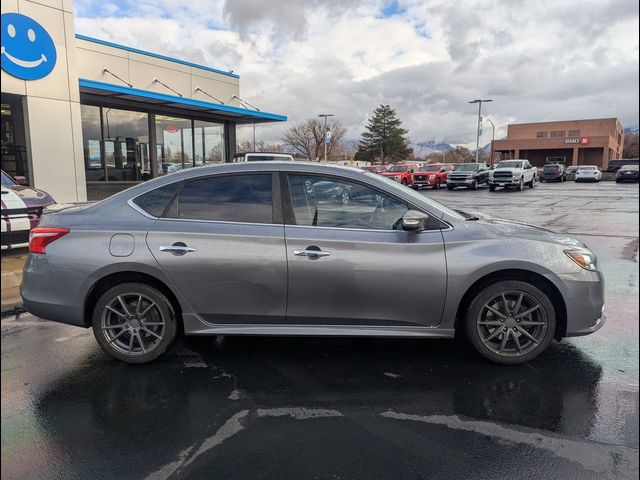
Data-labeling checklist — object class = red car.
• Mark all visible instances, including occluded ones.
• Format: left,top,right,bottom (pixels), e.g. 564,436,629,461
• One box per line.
412,163,454,189
380,163,420,186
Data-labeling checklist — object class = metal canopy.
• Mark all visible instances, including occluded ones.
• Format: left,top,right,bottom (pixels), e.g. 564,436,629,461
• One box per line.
78,79,287,124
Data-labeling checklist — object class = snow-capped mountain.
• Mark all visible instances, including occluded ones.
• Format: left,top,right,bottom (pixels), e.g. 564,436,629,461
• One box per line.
413,141,455,157
624,126,639,135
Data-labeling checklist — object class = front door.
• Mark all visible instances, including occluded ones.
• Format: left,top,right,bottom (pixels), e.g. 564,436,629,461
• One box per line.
146,173,287,324
283,173,447,327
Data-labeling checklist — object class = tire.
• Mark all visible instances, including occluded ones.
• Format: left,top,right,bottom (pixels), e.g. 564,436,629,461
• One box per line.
516,178,524,191
489,184,496,192
434,179,442,190
447,185,455,191
470,179,478,190
465,280,556,365
92,282,178,364
340,189,350,205
529,176,535,188
401,179,408,186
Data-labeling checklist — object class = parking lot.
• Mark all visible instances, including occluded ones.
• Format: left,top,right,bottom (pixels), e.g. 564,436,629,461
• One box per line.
1,181,638,479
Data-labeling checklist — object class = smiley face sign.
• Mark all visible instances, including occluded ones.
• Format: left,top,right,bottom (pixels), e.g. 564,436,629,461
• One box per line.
1,13,57,80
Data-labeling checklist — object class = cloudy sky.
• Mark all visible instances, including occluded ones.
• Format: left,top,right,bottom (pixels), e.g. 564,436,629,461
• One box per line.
74,0,639,147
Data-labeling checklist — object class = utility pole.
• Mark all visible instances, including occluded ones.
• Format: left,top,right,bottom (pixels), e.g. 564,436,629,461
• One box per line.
469,99,493,163
318,114,334,162
252,124,256,151
486,119,496,165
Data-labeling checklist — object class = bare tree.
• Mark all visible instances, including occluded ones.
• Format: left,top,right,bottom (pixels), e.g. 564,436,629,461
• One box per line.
282,119,347,161
236,139,284,153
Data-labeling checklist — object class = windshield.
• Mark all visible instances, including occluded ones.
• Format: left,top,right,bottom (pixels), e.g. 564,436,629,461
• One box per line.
421,165,440,171
387,165,408,172
544,165,560,171
453,164,477,172
363,171,465,220
579,166,597,170
497,161,523,169
1,171,16,186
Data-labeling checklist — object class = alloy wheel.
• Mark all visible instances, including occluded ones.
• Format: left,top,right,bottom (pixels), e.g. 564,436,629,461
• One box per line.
476,290,548,358
100,292,166,356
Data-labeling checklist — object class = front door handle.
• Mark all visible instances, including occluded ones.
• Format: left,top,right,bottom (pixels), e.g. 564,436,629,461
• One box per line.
159,243,196,255
293,248,331,259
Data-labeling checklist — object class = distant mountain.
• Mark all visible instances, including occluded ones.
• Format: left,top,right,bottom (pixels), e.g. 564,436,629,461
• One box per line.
624,126,639,135
413,141,455,157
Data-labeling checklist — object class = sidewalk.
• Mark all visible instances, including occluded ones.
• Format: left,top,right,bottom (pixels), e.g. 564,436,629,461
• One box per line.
1,249,27,310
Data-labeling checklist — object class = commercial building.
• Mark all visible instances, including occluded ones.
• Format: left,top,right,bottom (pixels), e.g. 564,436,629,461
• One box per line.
492,118,624,169
1,0,286,202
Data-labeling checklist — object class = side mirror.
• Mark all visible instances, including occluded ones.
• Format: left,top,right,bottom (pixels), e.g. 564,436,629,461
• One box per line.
402,210,430,232
409,168,414,173
524,165,531,170
13,176,27,185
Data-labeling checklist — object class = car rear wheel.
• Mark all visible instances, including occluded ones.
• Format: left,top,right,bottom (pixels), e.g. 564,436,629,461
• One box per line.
92,283,177,364
340,189,351,206
465,280,556,365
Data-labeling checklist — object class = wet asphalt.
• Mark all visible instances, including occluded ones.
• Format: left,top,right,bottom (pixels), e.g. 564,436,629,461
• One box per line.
1,181,638,480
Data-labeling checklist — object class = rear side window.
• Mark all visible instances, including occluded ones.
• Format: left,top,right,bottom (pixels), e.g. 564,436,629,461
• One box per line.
165,174,273,223
132,182,179,217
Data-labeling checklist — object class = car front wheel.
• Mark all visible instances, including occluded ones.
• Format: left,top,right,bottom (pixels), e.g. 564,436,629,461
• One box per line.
465,280,556,364
92,282,178,364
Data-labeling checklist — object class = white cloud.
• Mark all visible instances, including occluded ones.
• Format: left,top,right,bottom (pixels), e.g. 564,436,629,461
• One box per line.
74,0,640,148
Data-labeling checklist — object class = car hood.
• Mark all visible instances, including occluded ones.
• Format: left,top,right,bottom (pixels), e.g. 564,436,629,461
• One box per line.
473,212,587,248
1,184,54,208
492,168,523,173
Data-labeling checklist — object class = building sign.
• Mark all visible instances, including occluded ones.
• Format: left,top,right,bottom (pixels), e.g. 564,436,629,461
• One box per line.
1,13,57,80
565,137,590,145
165,125,179,133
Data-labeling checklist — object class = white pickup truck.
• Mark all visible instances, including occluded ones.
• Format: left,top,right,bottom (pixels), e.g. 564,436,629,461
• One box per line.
489,159,538,191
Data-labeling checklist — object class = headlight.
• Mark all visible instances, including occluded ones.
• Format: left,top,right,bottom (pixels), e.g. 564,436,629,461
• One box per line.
564,250,597,271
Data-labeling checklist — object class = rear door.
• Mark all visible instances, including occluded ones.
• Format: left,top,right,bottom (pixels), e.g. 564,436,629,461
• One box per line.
282,172,447,328
146,173,287,324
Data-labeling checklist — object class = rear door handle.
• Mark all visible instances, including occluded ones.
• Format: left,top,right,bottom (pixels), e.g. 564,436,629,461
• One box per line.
293,249,331,258
159,243,196,255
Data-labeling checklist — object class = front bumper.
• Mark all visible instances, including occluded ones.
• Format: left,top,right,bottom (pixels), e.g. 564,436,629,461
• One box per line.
551,270,606,337
447,178,475,186
489,179,519,186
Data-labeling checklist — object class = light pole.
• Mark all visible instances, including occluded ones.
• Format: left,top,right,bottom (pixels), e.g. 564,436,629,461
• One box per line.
469,99,493,163
318,114,334,162
486,118,495,165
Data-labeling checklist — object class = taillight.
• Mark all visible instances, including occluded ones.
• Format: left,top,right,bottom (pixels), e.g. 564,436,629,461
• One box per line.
29,227,69,254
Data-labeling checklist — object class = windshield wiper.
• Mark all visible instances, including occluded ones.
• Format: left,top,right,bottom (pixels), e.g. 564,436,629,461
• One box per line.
455,209,480,221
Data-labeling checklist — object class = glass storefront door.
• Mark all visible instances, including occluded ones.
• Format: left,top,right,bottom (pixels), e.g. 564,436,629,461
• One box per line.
1,93,30,183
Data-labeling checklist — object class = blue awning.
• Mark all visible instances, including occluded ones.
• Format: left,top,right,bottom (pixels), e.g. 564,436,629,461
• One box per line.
78,78,287,124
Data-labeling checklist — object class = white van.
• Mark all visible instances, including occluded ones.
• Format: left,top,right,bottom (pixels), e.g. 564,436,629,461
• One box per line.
232,152,294,162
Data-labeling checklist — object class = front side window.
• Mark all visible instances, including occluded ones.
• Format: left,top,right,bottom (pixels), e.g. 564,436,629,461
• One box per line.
166,174,273,223
288,174,408,230
387,165,407,172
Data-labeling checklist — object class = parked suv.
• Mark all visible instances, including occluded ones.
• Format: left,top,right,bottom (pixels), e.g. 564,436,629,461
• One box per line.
446,162,490,190
606,158,639,173
489,160,537,191
380,163,419,186
540,163,567,182
412,163,453,190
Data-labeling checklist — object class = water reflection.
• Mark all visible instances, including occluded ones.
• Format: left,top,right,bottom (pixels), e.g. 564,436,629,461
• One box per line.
34,337,602,478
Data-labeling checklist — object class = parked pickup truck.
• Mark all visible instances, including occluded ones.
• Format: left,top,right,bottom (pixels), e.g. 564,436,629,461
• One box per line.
412,163,453,190
446,162,490,190
380,163,420,186
489,159,537,191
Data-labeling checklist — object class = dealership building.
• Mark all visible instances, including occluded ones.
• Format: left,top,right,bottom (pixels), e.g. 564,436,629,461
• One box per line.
1,0,286,202
492,118,624,169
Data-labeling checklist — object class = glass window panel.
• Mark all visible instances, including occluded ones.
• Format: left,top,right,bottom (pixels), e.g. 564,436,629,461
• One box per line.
288,174,408,230
102,107,149,181
155,115,193,176
166,174,272,223
133,182,180,217
194,120,225,165
81,105,105,181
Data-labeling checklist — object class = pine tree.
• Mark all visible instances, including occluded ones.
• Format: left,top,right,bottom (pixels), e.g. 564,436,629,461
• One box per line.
355,104,412,163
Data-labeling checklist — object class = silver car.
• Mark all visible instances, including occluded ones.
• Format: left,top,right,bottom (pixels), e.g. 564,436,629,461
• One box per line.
21,162,605,364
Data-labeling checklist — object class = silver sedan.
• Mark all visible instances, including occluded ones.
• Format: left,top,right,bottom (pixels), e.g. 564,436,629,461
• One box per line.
21,162,605,364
